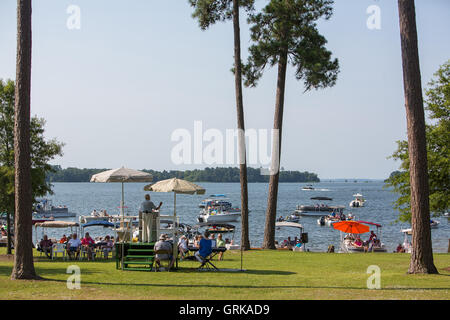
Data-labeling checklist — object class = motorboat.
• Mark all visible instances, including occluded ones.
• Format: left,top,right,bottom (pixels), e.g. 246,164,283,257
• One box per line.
295,204,345,217
197,197,241,223
337,221,387,253
311,196,333,201
349,193,365,208
205,224,236,234
430,220,440,229
277,214,300,224
197,209,241,224
317,213,355,227
198,195,240,213
33,199,76,218
301,185,315,191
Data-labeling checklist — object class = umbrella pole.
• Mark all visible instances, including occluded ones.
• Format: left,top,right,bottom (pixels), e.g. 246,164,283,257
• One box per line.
173,192,178,268
121,181,125,271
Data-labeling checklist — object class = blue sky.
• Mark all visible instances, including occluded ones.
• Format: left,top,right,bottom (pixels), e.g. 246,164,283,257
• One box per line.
0,0,449,179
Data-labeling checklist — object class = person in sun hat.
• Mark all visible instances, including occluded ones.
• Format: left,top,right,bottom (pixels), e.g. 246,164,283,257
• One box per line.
154,234,174,271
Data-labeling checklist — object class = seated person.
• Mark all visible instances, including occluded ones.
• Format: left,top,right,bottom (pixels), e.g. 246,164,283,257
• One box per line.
178,235,189,260
195,231,213,264
101,235,114,258
396,243,405,253
286,237,294,249
39,235,54,259
67,233,81,260
81,232,95,261
353,237,363,247
193,235,202,248
369,231,378,243
293,240,303,251
59,234,68,244
90,209,99,217
372,239,381,248
1,227,7,237
154,234,174,270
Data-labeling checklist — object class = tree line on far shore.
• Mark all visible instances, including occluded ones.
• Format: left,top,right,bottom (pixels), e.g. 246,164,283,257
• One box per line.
46,166,320,183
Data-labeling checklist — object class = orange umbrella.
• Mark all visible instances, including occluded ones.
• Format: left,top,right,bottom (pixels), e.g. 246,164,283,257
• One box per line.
333,221,370,234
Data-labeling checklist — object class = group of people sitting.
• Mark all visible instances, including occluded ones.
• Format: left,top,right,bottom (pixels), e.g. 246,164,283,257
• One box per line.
90,209,109,217
190,232,227,260
344,231,381,252
279,236,303,250
37,233,115,260
330,211,352,221
152,230,227,271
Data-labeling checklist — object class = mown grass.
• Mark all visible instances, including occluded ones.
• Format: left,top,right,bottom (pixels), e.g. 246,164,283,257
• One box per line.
0,248,449,300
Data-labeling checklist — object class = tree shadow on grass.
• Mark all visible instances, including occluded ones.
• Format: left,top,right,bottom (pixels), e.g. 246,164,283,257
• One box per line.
0,265,97,278
37,266,450,291
51,279,450,291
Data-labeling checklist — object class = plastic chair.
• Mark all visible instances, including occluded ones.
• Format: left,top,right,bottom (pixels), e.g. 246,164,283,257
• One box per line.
52,243,67,260
154,250,174,272
79,246,95,261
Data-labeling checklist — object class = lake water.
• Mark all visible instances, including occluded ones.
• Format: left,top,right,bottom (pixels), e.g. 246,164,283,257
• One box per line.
36,181,449,253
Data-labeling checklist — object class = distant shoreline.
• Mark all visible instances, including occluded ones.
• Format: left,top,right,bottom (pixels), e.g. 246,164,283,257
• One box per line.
46,166,321,184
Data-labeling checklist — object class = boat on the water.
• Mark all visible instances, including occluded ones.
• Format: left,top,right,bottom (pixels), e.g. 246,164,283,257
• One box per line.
197,196,241,223
198,195,241,213
301,185,315,191
33,199,75,218
197,209,241,224
295,204,345,217
277,214,300,223
430,220,440,229
275,221,308,251
349,193,365,208
317,213,355,227
337,221,387,253
311,196,333,201
205,223,236,234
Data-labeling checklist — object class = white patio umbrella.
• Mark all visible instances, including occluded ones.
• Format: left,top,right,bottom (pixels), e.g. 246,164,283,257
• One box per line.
90,167,153,217
143,178,205,217
91,167,153,270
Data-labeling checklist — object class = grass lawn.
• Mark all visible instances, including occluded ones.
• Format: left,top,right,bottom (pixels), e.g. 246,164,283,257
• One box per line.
0,248,449,300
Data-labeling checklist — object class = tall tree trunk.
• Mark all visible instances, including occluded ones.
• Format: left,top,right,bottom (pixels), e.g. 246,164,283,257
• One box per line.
11,0,39,280
262,50,288,250
232,0,250,250
398,0,438,274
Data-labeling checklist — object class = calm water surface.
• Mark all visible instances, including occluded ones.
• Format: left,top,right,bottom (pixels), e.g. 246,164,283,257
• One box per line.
37,181,449,253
